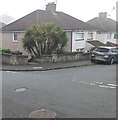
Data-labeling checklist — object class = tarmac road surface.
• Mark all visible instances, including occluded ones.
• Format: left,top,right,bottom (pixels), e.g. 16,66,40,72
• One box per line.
2,64,117,118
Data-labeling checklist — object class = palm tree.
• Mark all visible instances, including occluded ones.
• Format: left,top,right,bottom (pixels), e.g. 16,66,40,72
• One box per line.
23,23,68,57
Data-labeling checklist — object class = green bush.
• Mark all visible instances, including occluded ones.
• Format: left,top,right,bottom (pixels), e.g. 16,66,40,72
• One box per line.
0,48,11,53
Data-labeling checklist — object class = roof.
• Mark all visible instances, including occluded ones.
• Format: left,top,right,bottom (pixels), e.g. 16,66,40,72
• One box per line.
87,40,118,48
0,22,6,28
2,10,96,31
97,46,116,49
87,17,116,32
98,46,113,49
105,41,118,47
87,40,105,47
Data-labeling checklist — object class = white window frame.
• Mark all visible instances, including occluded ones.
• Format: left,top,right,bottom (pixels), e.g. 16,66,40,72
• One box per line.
13,32,18,42
75,32,84,41
88,32,93,40
107,33,112,39
114,33,118,39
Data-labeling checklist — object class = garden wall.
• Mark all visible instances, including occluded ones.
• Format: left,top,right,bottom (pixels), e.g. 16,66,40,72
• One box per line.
34,52,91,63
1,52,91,64
0,53,28,65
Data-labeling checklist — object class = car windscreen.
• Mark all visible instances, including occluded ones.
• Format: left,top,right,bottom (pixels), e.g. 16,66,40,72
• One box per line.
95,48,109,52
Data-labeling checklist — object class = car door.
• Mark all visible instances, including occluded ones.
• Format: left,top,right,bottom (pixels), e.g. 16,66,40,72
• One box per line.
116,48,118,62
111,48,118,62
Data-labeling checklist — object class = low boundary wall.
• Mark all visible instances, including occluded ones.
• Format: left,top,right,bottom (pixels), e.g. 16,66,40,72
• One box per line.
1,52,91,64
34,52,91,63
0,53,28,65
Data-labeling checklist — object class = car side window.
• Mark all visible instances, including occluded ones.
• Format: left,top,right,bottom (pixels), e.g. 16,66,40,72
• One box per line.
116,48,118,53
111,48,118,53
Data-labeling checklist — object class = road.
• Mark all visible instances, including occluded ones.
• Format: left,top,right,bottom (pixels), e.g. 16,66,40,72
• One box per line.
2,64,117,118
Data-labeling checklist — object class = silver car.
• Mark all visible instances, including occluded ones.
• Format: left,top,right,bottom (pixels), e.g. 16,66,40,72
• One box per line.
91,46,118,65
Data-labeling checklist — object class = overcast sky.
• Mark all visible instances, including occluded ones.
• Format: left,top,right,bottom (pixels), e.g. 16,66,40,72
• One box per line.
0,0,117,22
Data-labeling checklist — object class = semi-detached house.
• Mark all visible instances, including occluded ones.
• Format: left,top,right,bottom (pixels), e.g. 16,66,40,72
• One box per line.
0,22,6,28
87,12,117,46
2,2,97,55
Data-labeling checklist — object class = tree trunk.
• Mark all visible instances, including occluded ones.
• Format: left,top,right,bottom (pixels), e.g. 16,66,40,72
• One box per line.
30,47,37,56
33,41,41,56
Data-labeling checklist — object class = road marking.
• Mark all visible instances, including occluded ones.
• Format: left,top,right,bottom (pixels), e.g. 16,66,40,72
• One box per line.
5,71,21,74
93,81,103,84
99,85,116,89
79,81,117,89
72,77,78,82
90,83,96,86
79,81,91,84
80,81,96,85
33,67,43,69
108,84,118,87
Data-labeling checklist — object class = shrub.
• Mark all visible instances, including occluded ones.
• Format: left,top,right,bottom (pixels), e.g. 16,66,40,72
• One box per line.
0,48,11,53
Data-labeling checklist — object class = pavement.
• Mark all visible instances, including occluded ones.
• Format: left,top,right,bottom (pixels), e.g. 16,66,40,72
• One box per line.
1,60,94,71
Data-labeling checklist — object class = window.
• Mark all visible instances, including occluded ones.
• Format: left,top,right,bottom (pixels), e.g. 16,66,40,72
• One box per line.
111,48,118,53
95,48,109,52
114,33,118,39
88,32,93,40
75,32,84,41
13,32,18,42
107,33,112,39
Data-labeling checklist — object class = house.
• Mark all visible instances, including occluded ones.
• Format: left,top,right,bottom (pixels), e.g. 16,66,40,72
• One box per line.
0,14,15,24
116,1,118,47
87,12,117,45
2,2,97,55
0,22,6,28
0,22,6,49
105,41,118,47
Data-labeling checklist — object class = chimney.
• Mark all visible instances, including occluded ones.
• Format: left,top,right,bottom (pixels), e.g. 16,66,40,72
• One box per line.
46,2,56,12
99,12,107,19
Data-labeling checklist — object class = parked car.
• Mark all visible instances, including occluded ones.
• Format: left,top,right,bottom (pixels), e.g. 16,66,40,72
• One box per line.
91,46,118,65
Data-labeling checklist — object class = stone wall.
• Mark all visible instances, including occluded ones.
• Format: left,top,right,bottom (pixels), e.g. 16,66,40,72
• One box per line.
1,52,91,64
34,52,91,63
0,53,28,65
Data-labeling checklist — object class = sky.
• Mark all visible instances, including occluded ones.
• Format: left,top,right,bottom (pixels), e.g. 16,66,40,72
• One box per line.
0,0,117,22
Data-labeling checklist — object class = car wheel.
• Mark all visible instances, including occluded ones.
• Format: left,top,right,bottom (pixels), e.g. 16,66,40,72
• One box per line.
109,58,114,65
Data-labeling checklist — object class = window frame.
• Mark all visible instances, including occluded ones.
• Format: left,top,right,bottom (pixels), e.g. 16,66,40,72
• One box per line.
114,33,118,39
107,33,112,39
75,32,84,41
13,32,18,42
87,32,93,40
111,48,118,53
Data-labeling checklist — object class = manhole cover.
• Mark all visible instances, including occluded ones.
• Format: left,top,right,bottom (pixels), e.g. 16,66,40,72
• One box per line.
14,87,28,92
29,109,56,118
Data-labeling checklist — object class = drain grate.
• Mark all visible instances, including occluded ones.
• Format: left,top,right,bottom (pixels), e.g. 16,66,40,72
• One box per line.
29,109,56,118
14,87,28,92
